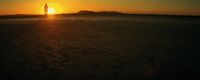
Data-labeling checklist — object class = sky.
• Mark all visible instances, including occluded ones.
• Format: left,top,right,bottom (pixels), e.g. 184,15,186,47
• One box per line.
0,0,200,15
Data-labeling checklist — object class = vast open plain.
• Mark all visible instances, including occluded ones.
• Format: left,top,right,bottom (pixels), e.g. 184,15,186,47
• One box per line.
0,15,199,80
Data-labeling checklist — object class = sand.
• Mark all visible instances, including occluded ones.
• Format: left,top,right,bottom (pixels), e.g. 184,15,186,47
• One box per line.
0,15,199,80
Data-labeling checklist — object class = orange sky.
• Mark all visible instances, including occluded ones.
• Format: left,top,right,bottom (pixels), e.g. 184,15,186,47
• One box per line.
0,0,199,15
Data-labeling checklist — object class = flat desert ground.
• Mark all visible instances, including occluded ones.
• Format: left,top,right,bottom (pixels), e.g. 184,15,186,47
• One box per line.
0,15,199,80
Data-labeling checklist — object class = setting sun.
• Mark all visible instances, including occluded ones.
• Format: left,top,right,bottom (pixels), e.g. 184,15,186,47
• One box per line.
48,7,56,14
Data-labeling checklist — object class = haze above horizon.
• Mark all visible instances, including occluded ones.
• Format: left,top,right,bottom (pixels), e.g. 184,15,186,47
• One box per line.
0,0,199,16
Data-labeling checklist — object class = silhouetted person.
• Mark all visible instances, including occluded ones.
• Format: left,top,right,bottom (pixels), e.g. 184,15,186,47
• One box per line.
44,3,48,16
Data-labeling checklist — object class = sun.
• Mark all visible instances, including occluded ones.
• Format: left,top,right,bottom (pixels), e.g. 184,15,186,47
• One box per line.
40,3,63,15
48,7,56,14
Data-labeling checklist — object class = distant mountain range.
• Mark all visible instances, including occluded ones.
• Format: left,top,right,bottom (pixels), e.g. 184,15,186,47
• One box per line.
0,10,199,19
74,10,125,15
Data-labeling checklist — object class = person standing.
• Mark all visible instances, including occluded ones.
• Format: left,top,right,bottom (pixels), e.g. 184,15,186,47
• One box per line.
44,3,48,16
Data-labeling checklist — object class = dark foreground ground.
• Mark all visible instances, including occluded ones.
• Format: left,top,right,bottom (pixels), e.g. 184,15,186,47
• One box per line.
0,16,199,80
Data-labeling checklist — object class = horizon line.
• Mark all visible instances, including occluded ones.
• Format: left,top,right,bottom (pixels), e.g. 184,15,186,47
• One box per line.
0,10,199,17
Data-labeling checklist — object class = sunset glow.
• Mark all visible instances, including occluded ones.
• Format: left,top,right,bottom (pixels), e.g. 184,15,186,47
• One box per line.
48,7,55,14
0,0,199,15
